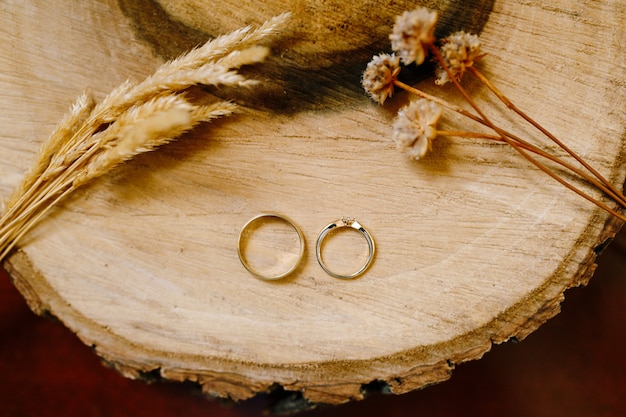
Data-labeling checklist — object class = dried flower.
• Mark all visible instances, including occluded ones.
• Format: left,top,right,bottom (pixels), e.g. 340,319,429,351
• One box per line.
393,99,442,160
362,53,401,104
365,8,626,221
435,31,483,85
390,8,438,66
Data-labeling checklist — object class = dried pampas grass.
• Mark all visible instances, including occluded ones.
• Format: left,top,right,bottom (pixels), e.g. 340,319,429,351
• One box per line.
0,13,290,262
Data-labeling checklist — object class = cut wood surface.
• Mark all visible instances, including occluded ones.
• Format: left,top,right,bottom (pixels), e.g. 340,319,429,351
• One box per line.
1,0,624,406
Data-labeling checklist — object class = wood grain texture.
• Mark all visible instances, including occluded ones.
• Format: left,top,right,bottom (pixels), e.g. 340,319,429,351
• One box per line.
0,0,624,405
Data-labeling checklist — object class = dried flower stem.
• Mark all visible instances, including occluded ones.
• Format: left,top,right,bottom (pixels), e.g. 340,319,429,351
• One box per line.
468,66,626,207
437,131,499,139
429,44,626,222
393,80,476,121
393,80,625,208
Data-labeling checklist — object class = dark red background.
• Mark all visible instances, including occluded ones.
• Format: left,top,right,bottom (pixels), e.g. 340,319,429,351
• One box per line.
2,228,625,417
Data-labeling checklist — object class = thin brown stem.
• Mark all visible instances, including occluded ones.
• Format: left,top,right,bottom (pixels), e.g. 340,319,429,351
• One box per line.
468,66,626,207
394,80,483,124
437,130,500,139
477,138,624,206
429,44,626,222
395,80,626,209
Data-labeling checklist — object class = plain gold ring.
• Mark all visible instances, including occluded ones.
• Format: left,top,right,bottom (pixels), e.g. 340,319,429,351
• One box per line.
316,216,375,279
237,213,305,280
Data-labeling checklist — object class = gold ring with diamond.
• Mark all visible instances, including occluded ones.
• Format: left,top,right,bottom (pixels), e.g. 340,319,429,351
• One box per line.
315,216,375,279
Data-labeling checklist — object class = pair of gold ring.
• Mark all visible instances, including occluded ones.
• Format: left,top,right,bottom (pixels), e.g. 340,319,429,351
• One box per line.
237,214,375,280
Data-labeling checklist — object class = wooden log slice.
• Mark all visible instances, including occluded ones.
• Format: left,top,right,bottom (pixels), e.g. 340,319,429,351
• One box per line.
1,0,624,407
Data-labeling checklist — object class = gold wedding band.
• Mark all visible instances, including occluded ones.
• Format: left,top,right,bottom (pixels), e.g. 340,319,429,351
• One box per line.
237,213,305,280
316,216,375,279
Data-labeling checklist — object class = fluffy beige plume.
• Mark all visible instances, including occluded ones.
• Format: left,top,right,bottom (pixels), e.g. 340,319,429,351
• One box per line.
74,97,237,187
0,13,290,262
4,92,95,210
159,12,290,74
98,12,290,120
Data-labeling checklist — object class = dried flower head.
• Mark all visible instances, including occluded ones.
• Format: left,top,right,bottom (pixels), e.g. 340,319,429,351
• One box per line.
362,53,401,104
362,9,626,222
435,31,483,85
390,7,438,66
393,99,442,160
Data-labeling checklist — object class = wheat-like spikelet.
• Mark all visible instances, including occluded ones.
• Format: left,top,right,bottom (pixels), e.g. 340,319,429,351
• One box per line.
158,12,290,75
4,92,96,211
73,97,237,187
0,13,290,262
96,12,290,121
